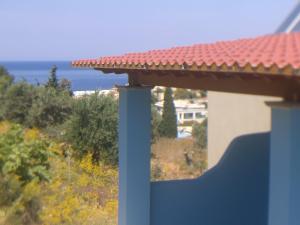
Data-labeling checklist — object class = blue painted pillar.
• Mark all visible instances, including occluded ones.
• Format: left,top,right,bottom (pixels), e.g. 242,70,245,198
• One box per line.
268,102,300,225
118,86,151,225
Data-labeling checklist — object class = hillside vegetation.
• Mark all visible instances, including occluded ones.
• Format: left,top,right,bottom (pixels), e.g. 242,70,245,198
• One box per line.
0,121,118,225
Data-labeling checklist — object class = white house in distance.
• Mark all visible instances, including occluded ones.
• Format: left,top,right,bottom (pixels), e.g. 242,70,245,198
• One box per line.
73,88,119,98
207,2,300,168
155,99,207,125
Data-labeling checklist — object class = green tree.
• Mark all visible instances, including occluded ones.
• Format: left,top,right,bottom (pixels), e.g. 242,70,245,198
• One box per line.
0,67,14,119
58,78,73,96
159,87,177,138
0,124,50,184
192,119,208,149
45,66,73,96
0,66,13,92
26,87,73,128
174,88,197,99
2,82,36,124
46,65,58,90
199,90,207,97
0,124,51,225
65,93,118,165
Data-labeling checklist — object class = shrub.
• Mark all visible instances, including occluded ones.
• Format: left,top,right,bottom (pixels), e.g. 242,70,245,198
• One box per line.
151,138,207,181
26,87,72,128
174,88,197,99
0,66,13,91
1,82,36,124
0,123,51,184
0,67,13,120
0,65,72,129
45,65,73,96
0,67,13,94
45,65,59,90
58,78,73,96
65,93,118,165
39,153,118,225
192,119,208,149
0,122,51,225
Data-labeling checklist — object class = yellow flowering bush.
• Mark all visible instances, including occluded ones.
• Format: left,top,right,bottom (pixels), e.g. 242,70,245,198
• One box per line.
0,122,118,225
0,121,11,134
0,122,50,225
40,152,118,225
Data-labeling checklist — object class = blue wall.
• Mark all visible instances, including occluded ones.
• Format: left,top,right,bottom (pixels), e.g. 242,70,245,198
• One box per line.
268,106,300,225
151,133,270,225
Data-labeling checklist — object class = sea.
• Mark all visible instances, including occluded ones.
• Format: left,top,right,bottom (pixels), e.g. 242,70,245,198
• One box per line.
0,61,128,91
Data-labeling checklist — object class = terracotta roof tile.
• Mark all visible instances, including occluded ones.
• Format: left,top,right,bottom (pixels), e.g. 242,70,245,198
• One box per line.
72,32,300,76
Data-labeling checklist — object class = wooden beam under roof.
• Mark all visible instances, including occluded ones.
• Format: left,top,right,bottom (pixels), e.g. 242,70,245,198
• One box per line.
96,69,300,101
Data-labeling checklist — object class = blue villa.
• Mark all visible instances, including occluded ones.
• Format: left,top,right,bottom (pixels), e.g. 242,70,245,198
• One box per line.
72,5,300,224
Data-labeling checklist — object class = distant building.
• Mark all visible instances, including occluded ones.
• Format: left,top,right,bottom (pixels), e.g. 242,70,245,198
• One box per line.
73,88,119,98
155,99,207,125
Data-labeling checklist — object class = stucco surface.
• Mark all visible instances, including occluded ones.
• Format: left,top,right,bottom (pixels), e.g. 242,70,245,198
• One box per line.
208,91,280,168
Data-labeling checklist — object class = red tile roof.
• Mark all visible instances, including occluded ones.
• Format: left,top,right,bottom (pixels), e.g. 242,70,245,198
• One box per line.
72,32,300,76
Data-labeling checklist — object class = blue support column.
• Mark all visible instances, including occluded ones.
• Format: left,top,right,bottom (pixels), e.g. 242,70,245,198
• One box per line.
268,102,300,225
118,86,151,225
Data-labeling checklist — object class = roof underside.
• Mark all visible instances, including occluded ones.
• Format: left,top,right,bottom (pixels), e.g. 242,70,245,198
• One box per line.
72,33,300,100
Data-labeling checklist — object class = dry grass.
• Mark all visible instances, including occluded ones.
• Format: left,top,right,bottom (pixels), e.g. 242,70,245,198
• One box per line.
151,138,207,181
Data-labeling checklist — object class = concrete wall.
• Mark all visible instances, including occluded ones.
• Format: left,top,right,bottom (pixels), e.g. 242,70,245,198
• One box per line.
207,91,280,168
151,133,270,225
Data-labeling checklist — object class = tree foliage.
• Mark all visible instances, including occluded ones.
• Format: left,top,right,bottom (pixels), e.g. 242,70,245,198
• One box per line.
0,121,118,225
174,88,197,99
173,88,207,99
39,153,118,225
159,88,177,138
65,93,118,165
45,65,72,95
1,82,72,129
2,82,36,124
58,78,73,96
0,123,51,184
200,90,207,97
46,65,59,90
27,87,72,128
0,65,121,224
0,65,118,165
0,66,13,93
0,67,14,119
0,65,73,129
0,122,51,225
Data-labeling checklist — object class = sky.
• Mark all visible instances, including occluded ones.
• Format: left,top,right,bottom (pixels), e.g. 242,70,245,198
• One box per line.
0,0,296,61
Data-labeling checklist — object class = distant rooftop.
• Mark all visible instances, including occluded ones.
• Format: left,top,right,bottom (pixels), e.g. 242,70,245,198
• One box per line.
155,99,207,110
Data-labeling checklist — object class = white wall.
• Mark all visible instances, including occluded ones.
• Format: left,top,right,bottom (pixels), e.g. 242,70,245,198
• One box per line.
207,91,281,168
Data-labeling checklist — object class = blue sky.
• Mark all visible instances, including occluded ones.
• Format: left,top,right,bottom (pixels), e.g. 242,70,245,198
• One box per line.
0,0,296,61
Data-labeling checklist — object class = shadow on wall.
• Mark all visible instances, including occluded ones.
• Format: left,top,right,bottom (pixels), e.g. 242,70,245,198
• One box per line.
151,132,270,225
